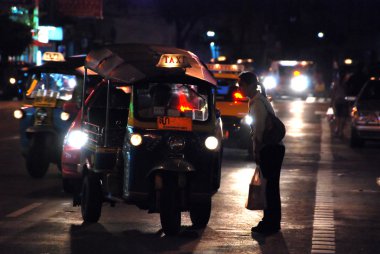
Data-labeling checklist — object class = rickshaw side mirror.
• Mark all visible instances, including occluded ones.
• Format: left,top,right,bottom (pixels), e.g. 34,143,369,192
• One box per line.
215,108,221,118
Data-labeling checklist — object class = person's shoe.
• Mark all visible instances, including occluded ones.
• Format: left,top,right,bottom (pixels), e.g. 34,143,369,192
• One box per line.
251,222,280,235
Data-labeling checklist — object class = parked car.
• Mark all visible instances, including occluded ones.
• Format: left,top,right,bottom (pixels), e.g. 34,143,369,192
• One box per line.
349,77,380,147
207,63,253,155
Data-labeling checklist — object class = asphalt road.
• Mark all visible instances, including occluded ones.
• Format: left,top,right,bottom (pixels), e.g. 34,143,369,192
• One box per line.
0,99,379,254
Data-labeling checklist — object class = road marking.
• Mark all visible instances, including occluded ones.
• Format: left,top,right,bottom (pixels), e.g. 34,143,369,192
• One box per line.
6,203,43,218
0,135,20,141
311,117,336,254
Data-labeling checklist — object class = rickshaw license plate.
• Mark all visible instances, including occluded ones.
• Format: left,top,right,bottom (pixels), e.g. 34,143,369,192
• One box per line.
157,116,192,131
33,96,57,107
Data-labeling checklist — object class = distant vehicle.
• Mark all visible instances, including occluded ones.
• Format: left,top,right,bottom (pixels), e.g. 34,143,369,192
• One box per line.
262,60,315,99
13,52,100,178
207,63,253,156
348,77,380,147
0,61,31,99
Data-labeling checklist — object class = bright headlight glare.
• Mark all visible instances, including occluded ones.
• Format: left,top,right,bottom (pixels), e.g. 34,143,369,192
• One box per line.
66,130,88,149
243,115,253,125
60,112,70,121
263,76,277,90
290,75,309,92
9,77,16,85
13,109,24,119
205,136,218,150
130,133,142,146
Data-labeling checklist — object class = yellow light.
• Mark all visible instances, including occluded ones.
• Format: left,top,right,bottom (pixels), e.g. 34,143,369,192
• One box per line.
293,70,301,76
156,54,189,68
344,58,353,65
247,58,253,63
60,112,70,121
217,56,226,62
13,109,24,119
9,77,16,85
130,134,142,146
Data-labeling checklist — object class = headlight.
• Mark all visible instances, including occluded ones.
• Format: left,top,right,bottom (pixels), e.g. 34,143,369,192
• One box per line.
243,115,253,125
66,130,88,149
263,76,277,90
130,133,142,146
205,136,219,150
9,77,17,85
60,112,70,121
167,136,185,151
13,109,24,119
290,75,309,92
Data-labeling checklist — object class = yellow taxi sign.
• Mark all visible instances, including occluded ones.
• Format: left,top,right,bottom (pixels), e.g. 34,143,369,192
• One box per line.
157,116,192,131
206,63,244,73
156,54,189,68
42,52,65,62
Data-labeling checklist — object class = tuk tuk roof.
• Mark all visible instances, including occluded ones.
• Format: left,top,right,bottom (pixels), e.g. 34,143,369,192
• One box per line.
84,44,217,86
25,55,86,75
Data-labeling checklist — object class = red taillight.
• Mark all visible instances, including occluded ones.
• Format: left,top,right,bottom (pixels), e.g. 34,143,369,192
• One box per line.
233,91,244,101
178,93,193,112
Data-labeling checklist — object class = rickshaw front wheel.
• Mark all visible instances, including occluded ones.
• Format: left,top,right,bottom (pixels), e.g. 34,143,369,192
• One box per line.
159,174,181,236
81,174,102,223
189,197,212,228
26,136,50,178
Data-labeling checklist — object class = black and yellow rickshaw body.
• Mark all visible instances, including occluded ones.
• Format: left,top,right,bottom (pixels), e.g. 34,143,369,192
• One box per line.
77,44,223,235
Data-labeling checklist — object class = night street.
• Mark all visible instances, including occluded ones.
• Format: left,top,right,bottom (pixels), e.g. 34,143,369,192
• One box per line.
1,99,379,254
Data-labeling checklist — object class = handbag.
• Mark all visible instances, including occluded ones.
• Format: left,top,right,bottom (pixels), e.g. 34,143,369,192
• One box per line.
263,112,286,144
245,166,267,210
258,97,285,144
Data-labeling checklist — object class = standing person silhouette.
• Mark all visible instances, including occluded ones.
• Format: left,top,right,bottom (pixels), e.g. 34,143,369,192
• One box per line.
238,71,285,235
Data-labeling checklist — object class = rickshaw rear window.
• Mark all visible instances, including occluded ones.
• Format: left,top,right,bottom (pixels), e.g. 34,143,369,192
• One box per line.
135,83,209,121
26,72,79,101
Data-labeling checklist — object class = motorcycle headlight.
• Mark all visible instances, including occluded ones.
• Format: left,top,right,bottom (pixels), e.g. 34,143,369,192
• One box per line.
130,133,142,146
13,109,24,119
167,136,186,152
263,76,277,90
205,136,219,150
66,130,88,149
290,75,309,92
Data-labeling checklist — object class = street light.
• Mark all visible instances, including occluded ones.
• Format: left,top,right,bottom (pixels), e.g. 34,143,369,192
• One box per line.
207,31,215,37
317,32,324,38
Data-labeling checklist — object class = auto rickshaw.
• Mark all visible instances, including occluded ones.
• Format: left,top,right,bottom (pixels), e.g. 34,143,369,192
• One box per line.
13,52,100,178
69,44,223,235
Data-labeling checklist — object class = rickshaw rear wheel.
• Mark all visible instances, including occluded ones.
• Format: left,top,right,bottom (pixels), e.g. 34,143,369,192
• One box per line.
26,136,50,178
189,197,212,228
81,174,102,223
159,174,181,236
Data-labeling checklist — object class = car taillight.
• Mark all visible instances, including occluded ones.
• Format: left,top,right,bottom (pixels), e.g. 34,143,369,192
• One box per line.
233,91,245,102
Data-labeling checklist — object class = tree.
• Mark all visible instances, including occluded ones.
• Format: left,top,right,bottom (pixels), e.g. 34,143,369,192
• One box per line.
157,0,210,48
0,15,33,65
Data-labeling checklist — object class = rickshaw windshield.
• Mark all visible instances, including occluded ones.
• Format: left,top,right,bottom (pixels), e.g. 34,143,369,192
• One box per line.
25,72,80,101
135,83,209,121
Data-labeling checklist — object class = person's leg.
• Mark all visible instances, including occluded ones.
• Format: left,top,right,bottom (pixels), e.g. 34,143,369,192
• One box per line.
253,144,285,232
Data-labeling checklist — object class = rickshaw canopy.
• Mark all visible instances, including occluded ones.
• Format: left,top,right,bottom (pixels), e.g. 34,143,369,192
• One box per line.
84,44,217,86
25,55,87,76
